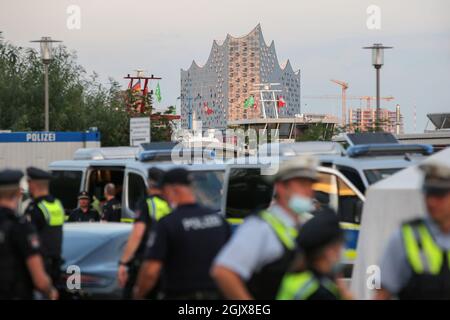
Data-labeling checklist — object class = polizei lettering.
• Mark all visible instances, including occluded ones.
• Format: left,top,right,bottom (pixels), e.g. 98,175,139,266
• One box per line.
26,132,56,142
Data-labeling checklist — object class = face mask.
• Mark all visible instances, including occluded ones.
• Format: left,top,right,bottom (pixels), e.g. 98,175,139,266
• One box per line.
288,195,314,215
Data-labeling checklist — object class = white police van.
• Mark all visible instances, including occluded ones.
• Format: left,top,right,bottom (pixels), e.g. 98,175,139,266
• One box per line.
49,146,226,222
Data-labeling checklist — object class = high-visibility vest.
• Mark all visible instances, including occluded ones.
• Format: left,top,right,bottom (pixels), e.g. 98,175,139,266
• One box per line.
402,221,450,275
146,196,171,221
259,210,298,250
37,199,65,227
277,271,339,300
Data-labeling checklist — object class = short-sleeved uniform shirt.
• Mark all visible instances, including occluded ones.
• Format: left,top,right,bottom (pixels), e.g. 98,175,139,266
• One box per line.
24,195,63,257
68,207,100,222
101,198,122,222
0,207,41,299
379,216,450,295
213,204,298,281
145,203,231,295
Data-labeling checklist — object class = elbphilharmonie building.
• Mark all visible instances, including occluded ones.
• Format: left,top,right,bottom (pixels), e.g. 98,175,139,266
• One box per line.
180,24,301,130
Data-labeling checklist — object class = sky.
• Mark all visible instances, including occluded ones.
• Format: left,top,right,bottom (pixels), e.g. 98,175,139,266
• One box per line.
1,0,449,133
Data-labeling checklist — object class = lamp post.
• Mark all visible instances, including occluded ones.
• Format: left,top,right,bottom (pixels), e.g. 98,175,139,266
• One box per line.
178,93,201,130
363,43,392,131
30,37,62,131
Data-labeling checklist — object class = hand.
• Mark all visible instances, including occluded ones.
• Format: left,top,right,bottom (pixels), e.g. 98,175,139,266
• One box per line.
48,287,59,300
117,264,128,288
336,278,353,300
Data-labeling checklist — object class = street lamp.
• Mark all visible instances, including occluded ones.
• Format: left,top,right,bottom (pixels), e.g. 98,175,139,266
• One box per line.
30,36,62,131
178,93,201,130
363,43,393,131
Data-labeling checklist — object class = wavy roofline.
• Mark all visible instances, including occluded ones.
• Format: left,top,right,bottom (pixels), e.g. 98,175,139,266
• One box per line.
181,24,297,73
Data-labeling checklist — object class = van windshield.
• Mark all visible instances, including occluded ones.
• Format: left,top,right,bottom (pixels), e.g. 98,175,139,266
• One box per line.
190,170,224,211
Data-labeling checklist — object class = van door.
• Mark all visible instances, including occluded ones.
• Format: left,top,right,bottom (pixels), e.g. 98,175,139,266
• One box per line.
50,168,86,213
221,165,274,228
123,169,147,222
84,166,126,215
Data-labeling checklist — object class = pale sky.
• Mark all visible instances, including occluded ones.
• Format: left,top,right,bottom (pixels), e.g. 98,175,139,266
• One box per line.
1,0,449,133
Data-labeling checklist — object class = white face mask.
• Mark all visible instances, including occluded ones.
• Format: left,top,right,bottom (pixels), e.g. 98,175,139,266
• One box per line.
288,194,314,215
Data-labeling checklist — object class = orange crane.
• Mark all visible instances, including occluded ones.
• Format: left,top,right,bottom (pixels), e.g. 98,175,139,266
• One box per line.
330,79,348,127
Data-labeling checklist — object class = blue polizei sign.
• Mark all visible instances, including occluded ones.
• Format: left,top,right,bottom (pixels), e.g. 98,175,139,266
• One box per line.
0,131,100,143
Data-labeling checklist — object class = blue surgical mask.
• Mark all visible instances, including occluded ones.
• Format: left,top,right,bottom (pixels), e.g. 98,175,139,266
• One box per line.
288,195,314,215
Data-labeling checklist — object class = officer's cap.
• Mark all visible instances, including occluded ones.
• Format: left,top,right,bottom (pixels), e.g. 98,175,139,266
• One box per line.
26,166,52,181
0,169,24,191
272,155,319,183
296,212,343,255
420,161,450,195
160,168,192,187
148,167,165,188
78,191,90,200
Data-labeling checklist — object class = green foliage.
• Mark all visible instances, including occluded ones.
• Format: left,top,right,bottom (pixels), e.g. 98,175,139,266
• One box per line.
296,123,335,141
151,105,176,142
0,37,173,146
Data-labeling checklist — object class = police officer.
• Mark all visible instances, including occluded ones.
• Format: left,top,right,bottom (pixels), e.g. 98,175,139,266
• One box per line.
0,169,58,300
133,168,230,300
67,191,100,222
101,183,122,222
376,161,450,300
118,168,171,299
212,155,318,300
277,212,352,300
25,166,65,288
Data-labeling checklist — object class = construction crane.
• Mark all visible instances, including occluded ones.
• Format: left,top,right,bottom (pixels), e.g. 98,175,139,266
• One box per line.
303,95,395,109
330,80,348,127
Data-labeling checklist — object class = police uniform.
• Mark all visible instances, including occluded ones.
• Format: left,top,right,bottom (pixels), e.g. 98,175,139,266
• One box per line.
213,156,318,300
67,191,100,222
0,170,42,299
101,197,122,222
25,167,64,286
379,162,450,299
123,193,171,299
277,212,344,300
144,168,231,299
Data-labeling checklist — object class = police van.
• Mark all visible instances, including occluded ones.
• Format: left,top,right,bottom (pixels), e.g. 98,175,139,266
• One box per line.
49,146,226,222
221,157,365,272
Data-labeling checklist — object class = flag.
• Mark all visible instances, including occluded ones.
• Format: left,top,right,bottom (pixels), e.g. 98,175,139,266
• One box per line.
155,83,162,103
131,80,141,92
203,102,213,115
244,95,255,109
277,95,286,108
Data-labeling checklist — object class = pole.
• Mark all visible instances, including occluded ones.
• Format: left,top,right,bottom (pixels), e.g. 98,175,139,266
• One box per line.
188,97,192,130
44,63,49,131
376,66,380,131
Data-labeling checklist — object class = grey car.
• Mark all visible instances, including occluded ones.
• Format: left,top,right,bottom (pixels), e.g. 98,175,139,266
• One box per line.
60,223,131,299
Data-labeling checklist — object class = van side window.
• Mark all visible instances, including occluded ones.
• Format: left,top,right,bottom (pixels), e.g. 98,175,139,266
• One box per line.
225,168,273,219
337,177,363,224
336,165,366,194
313,172,338,212
50,170,82,210
313,172,362,224
128,173,146,212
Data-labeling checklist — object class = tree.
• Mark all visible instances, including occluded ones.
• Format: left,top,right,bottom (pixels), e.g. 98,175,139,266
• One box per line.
0,36,131,146
151,105,176,142
296,123,335,142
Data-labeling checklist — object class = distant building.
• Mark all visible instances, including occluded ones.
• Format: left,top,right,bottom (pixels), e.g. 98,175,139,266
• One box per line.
349,106,404,134
180,24,301,130
425,113,450,131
